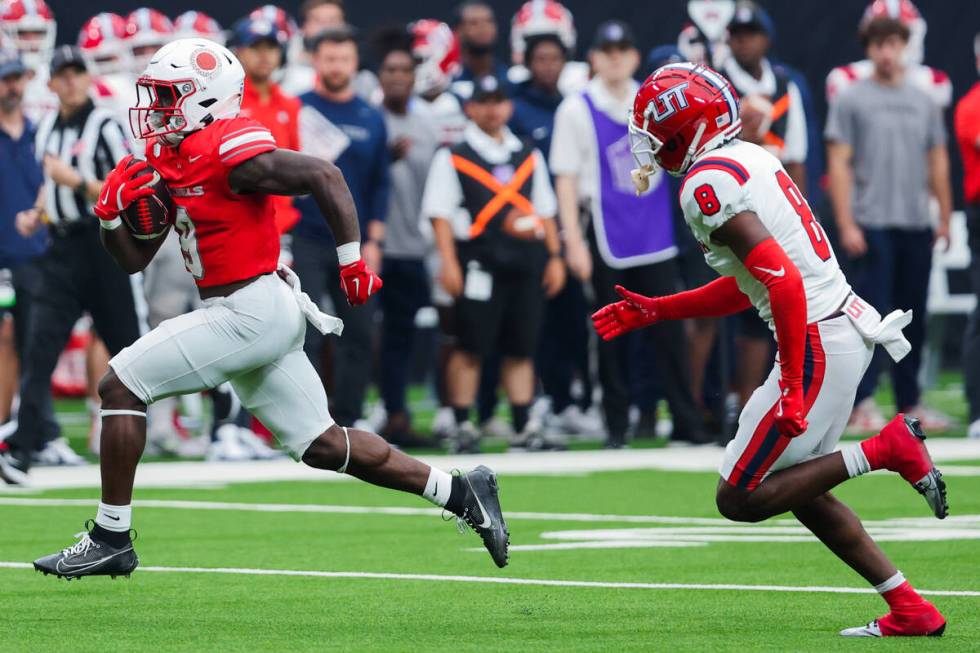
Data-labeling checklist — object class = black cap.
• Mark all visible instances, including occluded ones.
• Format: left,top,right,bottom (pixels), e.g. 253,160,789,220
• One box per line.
591,20,636,51
468,73,509,102
728,1,774,36
50,45,88,76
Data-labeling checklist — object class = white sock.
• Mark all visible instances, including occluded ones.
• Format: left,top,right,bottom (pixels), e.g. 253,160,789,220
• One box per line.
875,570,906,594
841,443,871,478
422,468,453,508
95,502,132,533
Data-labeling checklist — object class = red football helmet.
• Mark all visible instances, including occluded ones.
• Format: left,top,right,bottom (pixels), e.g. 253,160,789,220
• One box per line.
174,11,224,45
861,0,926,64
249,5,297,45
410,19,460,96
78,12,130,77
629,62,741,183
124,8,174,75
510,0,576,64
0,0,56,70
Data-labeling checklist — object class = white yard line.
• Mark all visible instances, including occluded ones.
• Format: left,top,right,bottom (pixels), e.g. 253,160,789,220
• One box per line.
7,437,980,491
1,561,977,597
0,497,734,524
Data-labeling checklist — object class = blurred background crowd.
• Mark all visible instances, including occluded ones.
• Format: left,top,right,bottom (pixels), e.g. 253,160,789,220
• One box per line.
1,0,980,466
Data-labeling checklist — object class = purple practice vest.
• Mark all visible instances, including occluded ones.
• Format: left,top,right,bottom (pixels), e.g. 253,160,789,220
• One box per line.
584,92,677,268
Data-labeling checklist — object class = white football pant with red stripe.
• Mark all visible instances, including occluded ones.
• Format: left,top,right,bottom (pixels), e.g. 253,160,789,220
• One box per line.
720,314,874,490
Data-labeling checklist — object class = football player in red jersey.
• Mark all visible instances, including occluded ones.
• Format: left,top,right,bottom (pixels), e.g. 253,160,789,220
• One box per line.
30,38,509,577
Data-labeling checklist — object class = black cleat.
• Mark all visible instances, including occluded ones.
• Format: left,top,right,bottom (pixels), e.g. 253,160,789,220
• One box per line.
456,466,509,568
33,521,139,580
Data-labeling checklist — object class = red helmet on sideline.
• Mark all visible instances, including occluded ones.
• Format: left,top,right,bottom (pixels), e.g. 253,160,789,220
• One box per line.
629,62,741,182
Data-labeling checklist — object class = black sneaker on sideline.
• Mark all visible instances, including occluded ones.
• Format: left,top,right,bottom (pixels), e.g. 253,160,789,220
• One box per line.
455,466,509,568
34,521,139,580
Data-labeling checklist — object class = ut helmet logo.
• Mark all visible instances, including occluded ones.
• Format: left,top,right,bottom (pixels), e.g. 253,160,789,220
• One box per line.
649,82,690,123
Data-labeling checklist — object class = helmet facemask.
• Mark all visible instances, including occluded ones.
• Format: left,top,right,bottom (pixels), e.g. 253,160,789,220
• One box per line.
130,77,199,145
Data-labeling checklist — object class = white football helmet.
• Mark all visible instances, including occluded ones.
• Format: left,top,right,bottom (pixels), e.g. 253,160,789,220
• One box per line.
0,0,56,70
129,38,244,146
510,0,576,65
78,13,131,77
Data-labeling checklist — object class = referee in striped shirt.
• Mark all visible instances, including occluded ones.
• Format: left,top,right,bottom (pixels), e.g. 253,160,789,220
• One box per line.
3,46,146,475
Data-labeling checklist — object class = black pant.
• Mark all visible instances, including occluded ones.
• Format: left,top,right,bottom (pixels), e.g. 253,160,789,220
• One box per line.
6,259,58,437
589,234,705,441
965,206,980,422
380,257,429,416
9,225,143,457
537,276,591,413
851,226,933,411
291,234,375,425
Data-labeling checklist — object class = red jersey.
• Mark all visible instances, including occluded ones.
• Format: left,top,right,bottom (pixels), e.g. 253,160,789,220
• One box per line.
240,79,302,232
146,116,279,288
955,82,980,205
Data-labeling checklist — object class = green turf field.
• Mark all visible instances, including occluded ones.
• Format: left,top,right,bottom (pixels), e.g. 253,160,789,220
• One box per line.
2,465,979,652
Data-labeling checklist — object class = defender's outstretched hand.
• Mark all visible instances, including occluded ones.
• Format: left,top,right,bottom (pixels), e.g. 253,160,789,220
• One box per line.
93,155,155,221
340,259,383,306
591,285,661,341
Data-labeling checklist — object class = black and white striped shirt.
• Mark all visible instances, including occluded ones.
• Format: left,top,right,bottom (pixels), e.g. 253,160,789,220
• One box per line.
34,99,131,226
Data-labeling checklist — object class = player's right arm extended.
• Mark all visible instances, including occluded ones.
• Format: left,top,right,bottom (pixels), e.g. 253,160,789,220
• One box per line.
227,148,361,246
591,276,751,340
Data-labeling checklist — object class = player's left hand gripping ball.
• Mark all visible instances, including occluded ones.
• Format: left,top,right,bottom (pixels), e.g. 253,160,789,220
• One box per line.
591,284,661,341
93,154,156,222
775,380,808,438
339,260,383,306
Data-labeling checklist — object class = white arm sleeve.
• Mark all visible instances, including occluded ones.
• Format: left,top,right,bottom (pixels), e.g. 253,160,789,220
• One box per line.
781,82,808,164
548,95,589,177
420,147,463,221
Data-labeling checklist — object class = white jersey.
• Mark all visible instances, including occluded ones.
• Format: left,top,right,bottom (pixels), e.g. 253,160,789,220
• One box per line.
679,140,851,327
826,60,952,109
23,70,58,125
417,91,466,146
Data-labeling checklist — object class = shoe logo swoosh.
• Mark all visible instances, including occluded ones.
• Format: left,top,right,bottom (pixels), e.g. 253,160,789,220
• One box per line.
188,154,203,163
54,548,130,573
100,184,111,205
470,482,493,529
352,277,360,298
105,514,120,521
753,265,785,277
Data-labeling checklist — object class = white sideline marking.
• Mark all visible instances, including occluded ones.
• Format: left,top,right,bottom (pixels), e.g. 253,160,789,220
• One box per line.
2,561,977,597
7,437,980,491
0,497,732,525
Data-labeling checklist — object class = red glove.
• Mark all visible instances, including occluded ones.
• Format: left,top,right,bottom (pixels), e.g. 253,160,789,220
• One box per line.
775,380,808,438
93,155,155,222
591,285,661,341
339,259,383,306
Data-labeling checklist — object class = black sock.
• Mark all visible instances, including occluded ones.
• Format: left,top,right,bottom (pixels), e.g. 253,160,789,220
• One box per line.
452,406,471,425
91,523,130,548
511,403,531,433
445,475,466,516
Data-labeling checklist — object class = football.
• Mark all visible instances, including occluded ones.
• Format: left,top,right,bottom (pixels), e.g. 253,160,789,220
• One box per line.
121,159,173,240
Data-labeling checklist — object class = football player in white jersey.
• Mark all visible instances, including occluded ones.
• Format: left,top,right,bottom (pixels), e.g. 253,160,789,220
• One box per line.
0,0,57,123
593,63,949,637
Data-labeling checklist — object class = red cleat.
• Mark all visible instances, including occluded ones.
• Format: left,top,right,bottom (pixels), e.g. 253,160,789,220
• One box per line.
841,601,947,637
861,414,948,519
